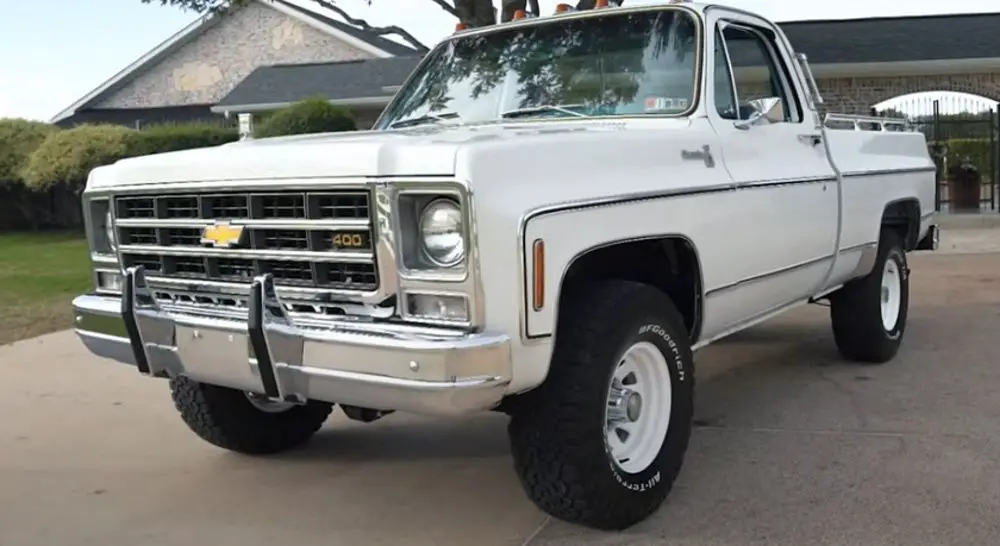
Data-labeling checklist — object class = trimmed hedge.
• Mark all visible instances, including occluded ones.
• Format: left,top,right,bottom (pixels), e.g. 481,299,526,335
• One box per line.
0,118,58,185
1,120,242,230
22,124,135,190
17,122,240,192
257,97,356,138
126,123,238,157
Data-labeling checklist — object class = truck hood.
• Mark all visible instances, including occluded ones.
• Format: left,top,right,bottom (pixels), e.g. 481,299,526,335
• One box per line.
88,119,690,189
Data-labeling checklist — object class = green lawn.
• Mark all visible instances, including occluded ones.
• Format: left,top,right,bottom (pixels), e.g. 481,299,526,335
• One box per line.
0,233,91,345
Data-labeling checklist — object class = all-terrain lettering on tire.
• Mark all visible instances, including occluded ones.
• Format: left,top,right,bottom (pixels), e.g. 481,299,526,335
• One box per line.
507,280,695,531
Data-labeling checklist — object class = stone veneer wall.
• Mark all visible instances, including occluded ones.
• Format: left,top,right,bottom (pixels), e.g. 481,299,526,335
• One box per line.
94,2,374,109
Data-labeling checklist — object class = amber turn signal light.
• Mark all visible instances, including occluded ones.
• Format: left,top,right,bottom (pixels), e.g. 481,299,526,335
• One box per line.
532,239,545,311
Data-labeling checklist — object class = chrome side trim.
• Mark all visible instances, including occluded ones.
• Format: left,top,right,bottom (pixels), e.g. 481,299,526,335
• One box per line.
839,166,937,178
692,295,812,351
703,254,833,297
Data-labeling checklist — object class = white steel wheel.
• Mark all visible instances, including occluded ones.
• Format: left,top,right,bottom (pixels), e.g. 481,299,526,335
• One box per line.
880,258,902,332
605,341,673,474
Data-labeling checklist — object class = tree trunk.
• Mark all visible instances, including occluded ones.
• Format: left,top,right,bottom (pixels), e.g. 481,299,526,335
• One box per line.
499,0,526,22
454,0,497,27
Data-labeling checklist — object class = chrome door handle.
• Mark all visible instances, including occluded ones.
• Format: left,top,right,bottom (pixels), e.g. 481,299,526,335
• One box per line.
798,134,822,146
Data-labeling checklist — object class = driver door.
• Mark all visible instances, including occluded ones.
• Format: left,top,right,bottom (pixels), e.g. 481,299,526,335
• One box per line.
707,14,839,322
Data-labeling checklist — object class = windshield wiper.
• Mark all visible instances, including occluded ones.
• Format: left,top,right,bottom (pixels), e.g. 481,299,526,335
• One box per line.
501,104,588,119
389,112,462,129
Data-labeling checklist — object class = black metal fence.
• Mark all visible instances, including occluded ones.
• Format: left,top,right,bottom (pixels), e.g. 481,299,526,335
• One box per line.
875,98,998,214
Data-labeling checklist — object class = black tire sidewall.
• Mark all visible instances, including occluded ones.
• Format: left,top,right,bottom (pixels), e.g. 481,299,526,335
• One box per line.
603,314,694,495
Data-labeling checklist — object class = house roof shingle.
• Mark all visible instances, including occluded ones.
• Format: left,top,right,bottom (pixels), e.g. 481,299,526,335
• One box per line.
215,56,423,108
778,12,1000,64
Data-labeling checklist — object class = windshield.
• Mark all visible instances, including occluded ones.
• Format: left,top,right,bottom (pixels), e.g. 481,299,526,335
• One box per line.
375,8,700,129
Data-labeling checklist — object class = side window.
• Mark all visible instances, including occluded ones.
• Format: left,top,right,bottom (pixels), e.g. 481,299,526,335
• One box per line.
713,29,738,120
718,23,802,124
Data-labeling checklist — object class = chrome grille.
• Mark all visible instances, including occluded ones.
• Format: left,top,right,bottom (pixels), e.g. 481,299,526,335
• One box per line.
113,191,378,292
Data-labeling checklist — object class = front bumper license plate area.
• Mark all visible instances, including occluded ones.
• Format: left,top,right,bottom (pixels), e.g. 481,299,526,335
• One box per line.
122,266,305,403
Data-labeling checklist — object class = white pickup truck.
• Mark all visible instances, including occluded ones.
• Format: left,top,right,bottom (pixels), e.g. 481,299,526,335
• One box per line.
71,0,939,531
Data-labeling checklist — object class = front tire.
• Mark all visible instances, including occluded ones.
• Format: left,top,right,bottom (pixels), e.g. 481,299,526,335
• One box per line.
830,229,910,363
507,280,694,530
170,377,333,455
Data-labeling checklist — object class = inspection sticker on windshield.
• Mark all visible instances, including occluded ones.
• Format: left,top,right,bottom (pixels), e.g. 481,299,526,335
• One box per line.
644,97,688,112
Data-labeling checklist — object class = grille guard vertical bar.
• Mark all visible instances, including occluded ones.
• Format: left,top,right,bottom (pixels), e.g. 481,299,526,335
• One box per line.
121,266,154,375
248,274,290,401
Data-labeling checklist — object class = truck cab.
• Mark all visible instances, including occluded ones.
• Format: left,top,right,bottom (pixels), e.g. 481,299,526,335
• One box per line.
70,1,937,533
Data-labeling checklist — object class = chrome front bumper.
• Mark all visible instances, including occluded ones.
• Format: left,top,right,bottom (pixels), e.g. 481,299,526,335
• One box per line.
72,268,512,416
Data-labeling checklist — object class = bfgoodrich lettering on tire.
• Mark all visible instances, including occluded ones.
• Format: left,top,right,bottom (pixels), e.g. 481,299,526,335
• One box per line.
507,280,694,530
830,229,909,364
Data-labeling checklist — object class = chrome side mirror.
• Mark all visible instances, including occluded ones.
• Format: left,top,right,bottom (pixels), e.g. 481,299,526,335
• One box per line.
733,97,784,130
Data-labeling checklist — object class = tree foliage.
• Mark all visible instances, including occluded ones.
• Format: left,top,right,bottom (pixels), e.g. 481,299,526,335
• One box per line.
140,0,622,52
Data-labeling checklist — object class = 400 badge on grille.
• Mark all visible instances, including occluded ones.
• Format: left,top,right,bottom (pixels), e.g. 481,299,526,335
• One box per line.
111,191,379,291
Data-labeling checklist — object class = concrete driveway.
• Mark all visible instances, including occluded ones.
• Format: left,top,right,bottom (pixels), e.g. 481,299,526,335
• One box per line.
2,242,999,546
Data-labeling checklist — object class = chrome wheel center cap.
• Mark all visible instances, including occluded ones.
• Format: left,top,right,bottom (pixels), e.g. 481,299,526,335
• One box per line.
625,391,642,422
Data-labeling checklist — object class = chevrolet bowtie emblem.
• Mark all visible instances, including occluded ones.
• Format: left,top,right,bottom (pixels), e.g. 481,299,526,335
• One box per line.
201,222,246,248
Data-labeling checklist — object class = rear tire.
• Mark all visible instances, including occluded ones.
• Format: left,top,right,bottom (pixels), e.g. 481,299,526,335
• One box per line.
170,376,333,455
830,229,909,363
507,280,694,530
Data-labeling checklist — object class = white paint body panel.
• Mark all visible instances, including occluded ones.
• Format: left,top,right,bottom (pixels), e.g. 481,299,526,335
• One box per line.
85,2,938,396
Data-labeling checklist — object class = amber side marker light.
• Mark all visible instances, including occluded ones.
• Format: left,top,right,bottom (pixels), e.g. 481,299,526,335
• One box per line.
532,239,545,311
554,3,573,12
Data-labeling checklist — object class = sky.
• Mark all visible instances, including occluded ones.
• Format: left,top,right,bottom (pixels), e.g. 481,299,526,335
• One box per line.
2,0,1000,122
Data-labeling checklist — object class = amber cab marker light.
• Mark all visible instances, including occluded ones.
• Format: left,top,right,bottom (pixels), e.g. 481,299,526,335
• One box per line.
532,239,545,311
455,22,467,31
554,3,572,12
594,0,609,7
512,9,527,20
